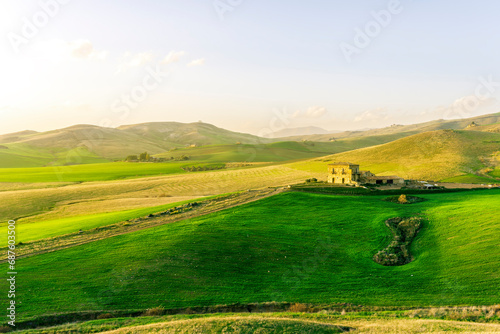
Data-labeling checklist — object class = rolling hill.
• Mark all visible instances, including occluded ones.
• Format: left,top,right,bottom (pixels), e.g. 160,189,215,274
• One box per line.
154,133,413,163
1,113,499,169
0,122,270,167
280,112,500,142
466,122,500,133
0,124,422,168
117,121,270,146
291,129,500,182
267,126,334,138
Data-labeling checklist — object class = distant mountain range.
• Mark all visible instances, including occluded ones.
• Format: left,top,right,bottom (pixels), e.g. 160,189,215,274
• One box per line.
266,126,337,138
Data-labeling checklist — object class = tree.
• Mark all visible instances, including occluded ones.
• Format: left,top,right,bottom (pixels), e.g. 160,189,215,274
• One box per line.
398,194,408,204
139,152,150,161
125,155,138,162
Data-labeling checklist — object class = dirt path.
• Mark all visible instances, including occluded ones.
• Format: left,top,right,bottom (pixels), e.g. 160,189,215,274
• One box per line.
0,187,288,262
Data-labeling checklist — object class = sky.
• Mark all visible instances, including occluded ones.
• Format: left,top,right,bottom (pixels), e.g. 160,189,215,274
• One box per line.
1,0,499,136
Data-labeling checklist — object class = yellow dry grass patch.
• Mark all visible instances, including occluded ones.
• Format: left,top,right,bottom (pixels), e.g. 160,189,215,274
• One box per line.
0,181,77,192
0,165,322,223
338,318,500,333
96,316,500,334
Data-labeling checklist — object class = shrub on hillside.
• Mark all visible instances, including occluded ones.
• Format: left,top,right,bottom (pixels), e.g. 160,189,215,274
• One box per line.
305,178,318,183
373,217,423,266
143,306,165,316
289,303,309,313
97,313,114,319
383,195,426,204
125,155,138,162
398,194,408,204
0,326,11,333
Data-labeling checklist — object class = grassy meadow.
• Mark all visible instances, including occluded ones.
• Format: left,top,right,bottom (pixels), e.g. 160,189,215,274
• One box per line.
0,161,192,183
12,198,204,243
4,190,499,320
0,143,110,168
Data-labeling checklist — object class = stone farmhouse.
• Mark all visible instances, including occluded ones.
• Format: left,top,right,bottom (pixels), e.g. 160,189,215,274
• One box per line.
327,162,404,186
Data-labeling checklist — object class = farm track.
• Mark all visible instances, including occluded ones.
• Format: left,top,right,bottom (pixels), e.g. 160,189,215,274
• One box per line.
0,187,288,262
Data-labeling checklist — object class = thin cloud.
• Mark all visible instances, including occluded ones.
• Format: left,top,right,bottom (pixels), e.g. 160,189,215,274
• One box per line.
187,58,205,67
69,40,108,60
438,95,497,119
116,52,155,73
161,51,185,65
292,106,328,119
354,107,388,122
33,39,108,62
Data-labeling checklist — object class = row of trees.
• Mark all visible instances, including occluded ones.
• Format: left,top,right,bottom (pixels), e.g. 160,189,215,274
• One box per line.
181,164,225,172
124,152,189,162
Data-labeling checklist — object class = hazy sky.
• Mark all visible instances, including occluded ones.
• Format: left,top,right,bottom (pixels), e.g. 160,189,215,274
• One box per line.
1,0,499,136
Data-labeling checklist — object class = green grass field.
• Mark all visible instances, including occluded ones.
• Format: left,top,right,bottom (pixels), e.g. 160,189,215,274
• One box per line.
0,161,192,183
11,198,204,243
5,189,499,320
0,143,110,168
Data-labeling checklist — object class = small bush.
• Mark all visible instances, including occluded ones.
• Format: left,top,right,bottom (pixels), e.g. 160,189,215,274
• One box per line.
289,303,308,313
383,195,426,204
398,194,408,204
97,313,114,319
143,306,165,316
182,307,196,314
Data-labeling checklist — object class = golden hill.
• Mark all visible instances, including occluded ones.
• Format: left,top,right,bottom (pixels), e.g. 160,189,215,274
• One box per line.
292,130,500,181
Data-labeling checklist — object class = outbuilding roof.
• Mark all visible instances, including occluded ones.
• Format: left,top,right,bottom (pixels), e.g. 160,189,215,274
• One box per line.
328,162,359,166
366,175,404,180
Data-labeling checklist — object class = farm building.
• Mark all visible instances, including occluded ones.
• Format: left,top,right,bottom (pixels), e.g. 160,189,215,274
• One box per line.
327,162,361,184
365,175,405,185
327,162,403,186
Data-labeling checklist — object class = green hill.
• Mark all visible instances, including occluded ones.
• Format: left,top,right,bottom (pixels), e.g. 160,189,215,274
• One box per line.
467,122,500,133
0,124,414,167
117,122,269,146
291,130,500,182
155,134,410,163
0,122,269,167
5,190,499,320
2,114,500,169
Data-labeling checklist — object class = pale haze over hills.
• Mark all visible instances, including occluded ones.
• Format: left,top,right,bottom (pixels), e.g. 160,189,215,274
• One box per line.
1,112,498,169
